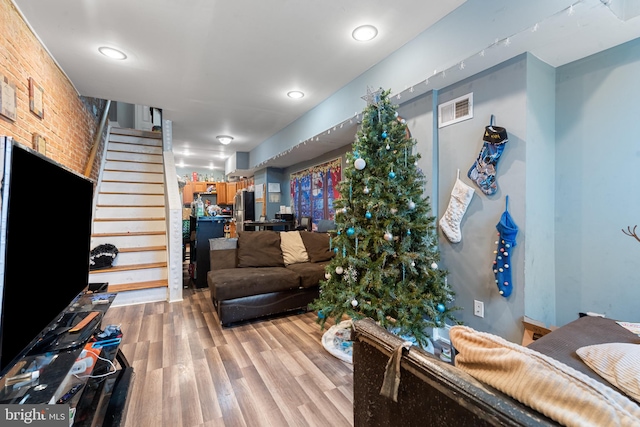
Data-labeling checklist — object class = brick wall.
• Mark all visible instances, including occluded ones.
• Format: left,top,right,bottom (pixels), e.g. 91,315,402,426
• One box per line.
0,0,107,180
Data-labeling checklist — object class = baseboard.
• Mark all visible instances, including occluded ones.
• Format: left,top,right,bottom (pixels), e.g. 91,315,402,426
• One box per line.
111,288,167,307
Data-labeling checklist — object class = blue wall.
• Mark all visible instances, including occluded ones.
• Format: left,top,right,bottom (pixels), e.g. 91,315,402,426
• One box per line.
273,39,640,341
555,37,640,325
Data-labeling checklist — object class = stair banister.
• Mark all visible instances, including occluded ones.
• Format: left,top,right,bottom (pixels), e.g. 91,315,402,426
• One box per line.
84,99,111,178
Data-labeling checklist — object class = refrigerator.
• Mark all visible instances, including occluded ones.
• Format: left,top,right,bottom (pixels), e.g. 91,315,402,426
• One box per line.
233,190,255,224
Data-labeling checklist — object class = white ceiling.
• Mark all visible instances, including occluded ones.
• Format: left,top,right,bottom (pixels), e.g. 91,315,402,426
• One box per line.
12,0,640,175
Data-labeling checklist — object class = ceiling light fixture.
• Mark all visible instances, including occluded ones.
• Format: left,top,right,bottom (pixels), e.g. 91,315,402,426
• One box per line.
287,90,304,99
352,25,378,42
217,135,234,145
98,46,127,60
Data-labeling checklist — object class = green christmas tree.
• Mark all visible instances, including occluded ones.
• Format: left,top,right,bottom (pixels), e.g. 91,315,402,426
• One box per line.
310,88,459,347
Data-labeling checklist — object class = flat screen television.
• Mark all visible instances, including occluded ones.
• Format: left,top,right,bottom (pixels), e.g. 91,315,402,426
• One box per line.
0,137,94,376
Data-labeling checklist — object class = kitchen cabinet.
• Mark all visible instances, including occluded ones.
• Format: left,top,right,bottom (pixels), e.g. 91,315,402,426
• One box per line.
216,182,227,204
226,182,237,203
183,181,220,205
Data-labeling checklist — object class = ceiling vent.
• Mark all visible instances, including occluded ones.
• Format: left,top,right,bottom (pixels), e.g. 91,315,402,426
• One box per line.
438,93,473,128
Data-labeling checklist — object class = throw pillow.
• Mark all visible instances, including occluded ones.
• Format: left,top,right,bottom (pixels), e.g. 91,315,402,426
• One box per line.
450,325,640,427
576,342,640,403
236,231,284,268
299,231,333,263
279,231,309,265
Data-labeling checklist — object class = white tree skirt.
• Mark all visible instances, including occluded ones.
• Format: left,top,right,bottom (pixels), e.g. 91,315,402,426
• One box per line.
321,319,436,364
321,319,354,364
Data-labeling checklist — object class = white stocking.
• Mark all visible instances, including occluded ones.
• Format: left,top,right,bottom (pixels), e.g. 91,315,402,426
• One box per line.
439,170,475,243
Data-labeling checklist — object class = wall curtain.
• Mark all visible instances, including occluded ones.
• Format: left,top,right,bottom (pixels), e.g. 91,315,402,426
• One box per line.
290,158,341,222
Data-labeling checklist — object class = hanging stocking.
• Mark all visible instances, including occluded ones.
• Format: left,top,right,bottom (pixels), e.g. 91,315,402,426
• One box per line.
493,196,518,297
467,116,509,195
439,170,475,243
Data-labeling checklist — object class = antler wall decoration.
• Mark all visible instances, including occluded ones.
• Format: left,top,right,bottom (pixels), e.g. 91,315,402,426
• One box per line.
622,225,640,243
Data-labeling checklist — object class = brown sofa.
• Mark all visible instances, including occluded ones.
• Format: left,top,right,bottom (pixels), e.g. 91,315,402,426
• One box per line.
207,230,333,326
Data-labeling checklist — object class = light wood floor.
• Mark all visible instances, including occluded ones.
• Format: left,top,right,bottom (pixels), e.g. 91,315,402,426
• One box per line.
102,265,353,427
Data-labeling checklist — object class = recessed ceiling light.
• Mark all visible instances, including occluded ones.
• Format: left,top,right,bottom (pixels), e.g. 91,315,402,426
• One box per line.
217,135,234,145
287,91,304,99
98,46,127,60
352,25,378,42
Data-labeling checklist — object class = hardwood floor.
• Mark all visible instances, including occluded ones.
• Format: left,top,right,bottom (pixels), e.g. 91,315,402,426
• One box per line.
102,277,353,426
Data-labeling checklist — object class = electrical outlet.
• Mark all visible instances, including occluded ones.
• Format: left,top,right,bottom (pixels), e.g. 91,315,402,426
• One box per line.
474,300,484,318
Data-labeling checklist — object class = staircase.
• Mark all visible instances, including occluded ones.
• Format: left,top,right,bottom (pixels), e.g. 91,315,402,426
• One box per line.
89,127,169,297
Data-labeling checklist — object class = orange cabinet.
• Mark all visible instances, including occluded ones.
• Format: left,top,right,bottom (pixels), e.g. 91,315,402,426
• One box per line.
183,182,194,205
226,182,237,203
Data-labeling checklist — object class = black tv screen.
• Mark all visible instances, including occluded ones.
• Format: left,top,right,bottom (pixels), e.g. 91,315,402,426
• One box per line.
0,138,94,375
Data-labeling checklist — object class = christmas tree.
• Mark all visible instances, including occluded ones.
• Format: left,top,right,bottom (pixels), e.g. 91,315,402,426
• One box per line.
310,88,459,347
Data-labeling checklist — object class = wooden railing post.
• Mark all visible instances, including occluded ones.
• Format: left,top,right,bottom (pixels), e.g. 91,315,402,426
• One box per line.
84,99,111,177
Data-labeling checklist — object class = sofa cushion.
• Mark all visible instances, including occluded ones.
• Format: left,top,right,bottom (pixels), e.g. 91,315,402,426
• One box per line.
279,231,309,265
576,342,640,404
209,267,300,300
299,231,333,263
210,248,237,271
237,231,284,268
285,261,329,289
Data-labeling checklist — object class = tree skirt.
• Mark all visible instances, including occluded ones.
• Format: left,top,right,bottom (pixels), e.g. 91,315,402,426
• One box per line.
321,319,354,364
322,319,437,364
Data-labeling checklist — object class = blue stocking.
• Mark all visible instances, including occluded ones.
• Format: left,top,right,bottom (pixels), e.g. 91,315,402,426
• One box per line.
494,196,518,297
468,119,509,196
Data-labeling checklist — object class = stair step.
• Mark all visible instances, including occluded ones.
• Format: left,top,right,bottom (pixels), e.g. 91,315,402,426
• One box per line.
110,128,162,139
99,191,165,196
96,262,167,273
97,193,165,206
92,231,166,237
106,151,163,163
94,217,165,222
95,206,165,220
108,279,168,293
108,142,162,155
118,246,167,253
104,160,163,173
98,182,164,195
102,170,164,183
101,179,164,185
108,134,162,147
96,204,165,208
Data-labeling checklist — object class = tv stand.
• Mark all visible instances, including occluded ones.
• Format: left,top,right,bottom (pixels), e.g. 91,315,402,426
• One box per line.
0,292,134,427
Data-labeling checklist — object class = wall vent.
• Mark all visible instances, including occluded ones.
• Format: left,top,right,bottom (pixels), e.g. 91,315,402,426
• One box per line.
438,93,473,128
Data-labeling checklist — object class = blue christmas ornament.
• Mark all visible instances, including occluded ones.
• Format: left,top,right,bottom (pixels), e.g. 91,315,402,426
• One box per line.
388,171,396,179
353,151,360,158
334,247,339,253
346,227,355,236
381,131,388,139
365,211,372,219
318,310,325,319
437,303,446,313
407,229,411,235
